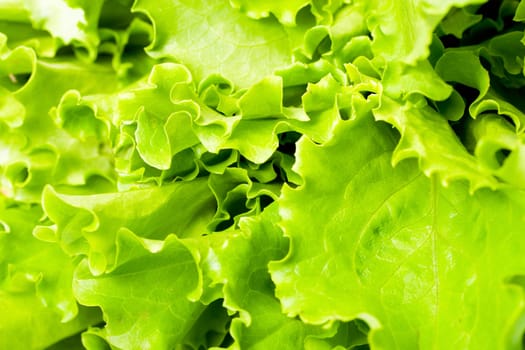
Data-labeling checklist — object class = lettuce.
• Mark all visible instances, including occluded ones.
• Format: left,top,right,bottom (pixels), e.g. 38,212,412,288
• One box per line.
2,0,525,349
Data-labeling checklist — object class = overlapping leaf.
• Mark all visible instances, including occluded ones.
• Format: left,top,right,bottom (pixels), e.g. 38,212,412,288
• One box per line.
134,0,322,89
73,229,208,350
270,115,525,349
195,203,369,349
0,203,102,349
36,178,216,274
3,0,525,349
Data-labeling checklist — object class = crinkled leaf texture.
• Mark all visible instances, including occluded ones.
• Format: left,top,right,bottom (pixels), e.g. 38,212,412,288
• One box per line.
73,229,205,350
197,204,343,350
366,0,488,64
0,36,119,203
37,177,216,275
0,204,102,349
270,115,525,349
4,0,525,349
132,0,305,88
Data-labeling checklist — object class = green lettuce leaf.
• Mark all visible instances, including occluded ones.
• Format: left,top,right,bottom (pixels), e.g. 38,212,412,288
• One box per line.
4,1,525,348
270,114,525,349
132,0,307,87
195,203,368,349
36,177,216,274
374,95,499,190
435,36,525,131
207,168,280,231
0,42,120,202
23,0,105,60
0,293,101,350
73,229,207,350
466,114,525,188
367,0,487,64
438,6,483,38
229,0,311,25
0,203,102,349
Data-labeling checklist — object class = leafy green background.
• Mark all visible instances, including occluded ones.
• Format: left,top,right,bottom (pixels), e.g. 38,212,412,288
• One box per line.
2,0,525,349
